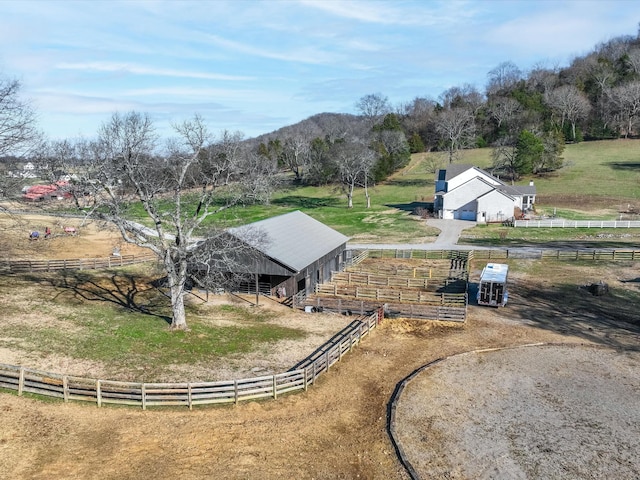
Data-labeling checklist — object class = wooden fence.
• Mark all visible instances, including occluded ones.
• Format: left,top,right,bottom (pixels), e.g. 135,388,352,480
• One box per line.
539,249,640,261
471,248,640,261
364,249,472,260
346,264,468,281
513,219,640,228
331,271,466,292
0,311,381,409
303,296,466,323
0,254,157,273
315,283,467,306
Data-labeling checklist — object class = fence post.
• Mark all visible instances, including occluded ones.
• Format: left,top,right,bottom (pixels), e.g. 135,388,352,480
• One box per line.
18,367,25,396
188,383,193,411
326,351,330,372
96,380,102,407
273,375,277,399
304,368,308,392
141,383,146,410
234,380,239,404
63,376,69,402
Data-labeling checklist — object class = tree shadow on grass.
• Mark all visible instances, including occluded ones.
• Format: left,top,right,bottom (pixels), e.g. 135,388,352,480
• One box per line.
384,178,432,188
483,280,640,352
385,201,433,214
609,162,640,171
272,196,341,209
27,270,172,324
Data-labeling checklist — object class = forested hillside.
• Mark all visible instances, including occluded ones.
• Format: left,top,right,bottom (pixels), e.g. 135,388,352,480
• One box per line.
250,32,640,187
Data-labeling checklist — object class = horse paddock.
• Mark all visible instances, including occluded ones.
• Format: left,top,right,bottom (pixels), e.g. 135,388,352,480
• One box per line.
392,344,640,479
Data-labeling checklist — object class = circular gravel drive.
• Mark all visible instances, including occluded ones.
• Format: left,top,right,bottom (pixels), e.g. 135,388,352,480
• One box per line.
392,344,640,479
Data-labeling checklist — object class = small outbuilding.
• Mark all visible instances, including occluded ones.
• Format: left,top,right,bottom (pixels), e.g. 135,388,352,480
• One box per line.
227,210,349,297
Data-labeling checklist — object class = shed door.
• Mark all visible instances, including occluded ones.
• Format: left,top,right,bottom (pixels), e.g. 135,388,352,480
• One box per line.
459,209,476,220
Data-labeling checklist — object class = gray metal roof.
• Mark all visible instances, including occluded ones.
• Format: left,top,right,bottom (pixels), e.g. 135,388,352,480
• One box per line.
229,210,349,272
436,164,476,181
438,164,537,195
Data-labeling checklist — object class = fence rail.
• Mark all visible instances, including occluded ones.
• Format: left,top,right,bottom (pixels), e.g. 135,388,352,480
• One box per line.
346,265,468,280
363,249,472,260
0,311,381,409
470,248,640,261
0,254,157,273
331,271,465,292
514,219,640,228
304,296,466,322
315,283,466,306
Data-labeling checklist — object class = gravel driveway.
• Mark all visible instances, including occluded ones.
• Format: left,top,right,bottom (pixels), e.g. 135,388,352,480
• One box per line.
348,218,478,251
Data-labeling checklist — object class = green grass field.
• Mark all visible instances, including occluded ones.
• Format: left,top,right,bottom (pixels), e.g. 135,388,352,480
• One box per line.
120,138,640,245
3,139,639,382
0,269,305,382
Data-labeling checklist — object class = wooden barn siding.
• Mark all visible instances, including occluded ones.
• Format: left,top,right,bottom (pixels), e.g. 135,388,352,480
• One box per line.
290,243,347,294
0,311,380,409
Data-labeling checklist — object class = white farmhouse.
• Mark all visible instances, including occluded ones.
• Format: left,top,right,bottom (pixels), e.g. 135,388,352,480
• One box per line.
434,164,536,223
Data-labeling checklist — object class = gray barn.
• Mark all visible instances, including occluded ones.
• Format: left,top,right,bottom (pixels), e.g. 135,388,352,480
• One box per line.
228,210,349,297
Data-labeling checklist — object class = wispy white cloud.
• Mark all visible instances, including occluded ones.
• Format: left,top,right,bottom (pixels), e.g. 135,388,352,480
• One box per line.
2,0,640,140
55,62,252,82
201,33,343,65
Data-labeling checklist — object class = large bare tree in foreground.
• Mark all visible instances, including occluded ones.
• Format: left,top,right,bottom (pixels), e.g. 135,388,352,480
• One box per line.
81,112,277,330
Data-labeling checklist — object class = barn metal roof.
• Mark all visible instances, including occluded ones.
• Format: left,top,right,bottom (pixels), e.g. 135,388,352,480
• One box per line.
229,210,349,273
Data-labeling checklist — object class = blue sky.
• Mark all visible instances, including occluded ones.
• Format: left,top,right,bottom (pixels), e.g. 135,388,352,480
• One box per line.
1,0,639,141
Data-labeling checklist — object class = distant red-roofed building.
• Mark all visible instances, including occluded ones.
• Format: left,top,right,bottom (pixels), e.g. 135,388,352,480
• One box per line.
22,181,71,202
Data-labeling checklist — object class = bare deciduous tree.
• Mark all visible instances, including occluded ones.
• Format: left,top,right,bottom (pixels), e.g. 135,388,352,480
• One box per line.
355,93,391,128
435,107,475,163
607,81,640,138
486,61,522,96
332,136,375,208
0,75,41,201
488,96,522,129
280,131,311,181
0,76,40,157
79,111,277,330
544,85,591,141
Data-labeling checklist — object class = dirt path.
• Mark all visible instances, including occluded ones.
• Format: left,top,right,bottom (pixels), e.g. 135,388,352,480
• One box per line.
0,213,147,259
0,310,578,480
394,344,640,479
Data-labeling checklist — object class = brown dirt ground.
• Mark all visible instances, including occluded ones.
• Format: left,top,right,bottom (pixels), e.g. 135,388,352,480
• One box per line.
1,213,639,479
0,213,147,260
395,344,640,479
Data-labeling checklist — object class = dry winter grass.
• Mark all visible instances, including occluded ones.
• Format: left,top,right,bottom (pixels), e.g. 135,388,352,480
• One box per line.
2,213,640,478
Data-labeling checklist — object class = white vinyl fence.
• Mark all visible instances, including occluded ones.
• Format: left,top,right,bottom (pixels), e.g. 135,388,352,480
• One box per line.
513,220,640,228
